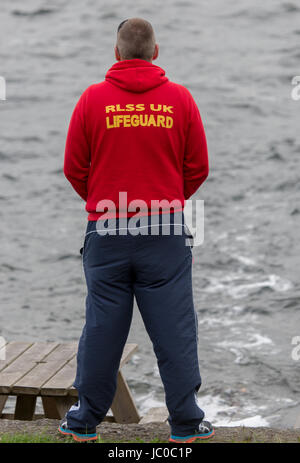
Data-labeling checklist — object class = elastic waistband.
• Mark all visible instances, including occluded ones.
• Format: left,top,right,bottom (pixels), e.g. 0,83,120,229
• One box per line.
87,206,184,221
85,211,191,236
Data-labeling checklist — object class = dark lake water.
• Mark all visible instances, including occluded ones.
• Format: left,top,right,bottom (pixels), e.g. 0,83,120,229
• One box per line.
0,0,300,427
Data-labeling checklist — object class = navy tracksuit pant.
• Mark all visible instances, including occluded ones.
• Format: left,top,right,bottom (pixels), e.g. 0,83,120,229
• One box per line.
66,212,204,436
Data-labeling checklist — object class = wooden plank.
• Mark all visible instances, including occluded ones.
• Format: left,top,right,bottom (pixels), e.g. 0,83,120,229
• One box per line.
12,343,77,395
120,343,138,367
42,396,78,419
41,357,76,396
43,343,138,397
111,371,140,423
103,416,115,423
139,407,169,424
14,395,37,420
0,339,7,361
0,343,59,394
68,386,78,398
0,395,8,414
1,412,115,421
1,413,45,420
0,342,32,373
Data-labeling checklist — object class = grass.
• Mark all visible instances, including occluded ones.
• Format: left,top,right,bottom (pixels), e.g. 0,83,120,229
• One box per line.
1,429,300,444
0,432,170,444
0,432,271,444
0,432,66,443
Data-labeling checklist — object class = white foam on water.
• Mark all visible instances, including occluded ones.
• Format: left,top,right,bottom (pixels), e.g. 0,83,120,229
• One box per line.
274,397,294,404
212,231,228,243
130,354,141,365
198,316,242,328
197,394,269,427
235,235,251,243
232,305,245,314
228,275,292,299
152,363,160,378
217,332,273,350
198,304,258,329
214,329,278,364
136,391,165,415
204,273,292,299
232,254,257,266
137,391,270,428
216,415,270,427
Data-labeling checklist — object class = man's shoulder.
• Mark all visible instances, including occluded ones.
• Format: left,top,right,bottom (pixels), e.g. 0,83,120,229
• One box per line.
162,80,196,109
81,81,108,97
165,80,193,97
77,81,111,109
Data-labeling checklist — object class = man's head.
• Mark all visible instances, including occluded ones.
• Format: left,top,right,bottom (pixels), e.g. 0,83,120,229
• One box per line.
115,18,159,63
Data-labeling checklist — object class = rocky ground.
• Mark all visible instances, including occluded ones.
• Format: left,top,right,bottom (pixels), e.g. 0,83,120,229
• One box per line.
0,419,300,443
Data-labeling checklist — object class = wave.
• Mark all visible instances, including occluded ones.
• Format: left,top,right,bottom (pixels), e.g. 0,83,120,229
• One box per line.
12,8,56,17
204,274,292,299
99,12,118,20
282,2,300,13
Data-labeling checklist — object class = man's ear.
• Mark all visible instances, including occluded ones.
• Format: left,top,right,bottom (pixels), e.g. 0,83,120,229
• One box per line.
115,46,121,61
152,44,159,61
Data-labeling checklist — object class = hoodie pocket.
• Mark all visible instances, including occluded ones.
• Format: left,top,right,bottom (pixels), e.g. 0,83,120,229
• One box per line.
184,224,194,252
80,236,89,260
80,223,95,258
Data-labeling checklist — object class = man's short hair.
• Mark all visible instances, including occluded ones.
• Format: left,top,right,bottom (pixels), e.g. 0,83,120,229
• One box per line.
116,18,156,62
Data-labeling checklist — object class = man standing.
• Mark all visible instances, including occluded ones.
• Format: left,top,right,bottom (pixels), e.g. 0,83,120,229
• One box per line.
59,18,213,443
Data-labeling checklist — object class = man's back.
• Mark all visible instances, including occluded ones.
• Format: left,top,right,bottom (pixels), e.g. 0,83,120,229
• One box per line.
61,18,214,445
64,59,208,220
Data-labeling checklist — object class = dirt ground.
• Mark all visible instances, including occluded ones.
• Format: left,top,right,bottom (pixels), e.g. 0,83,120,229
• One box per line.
0,418,300,443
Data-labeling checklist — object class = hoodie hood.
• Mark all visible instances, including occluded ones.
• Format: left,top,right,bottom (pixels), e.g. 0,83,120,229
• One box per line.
105,59,168,93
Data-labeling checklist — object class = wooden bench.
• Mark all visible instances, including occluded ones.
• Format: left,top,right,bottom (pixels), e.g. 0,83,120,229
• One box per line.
0,341,140,423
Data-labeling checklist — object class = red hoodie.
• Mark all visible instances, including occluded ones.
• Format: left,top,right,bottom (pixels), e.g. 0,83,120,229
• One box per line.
64,59,209,220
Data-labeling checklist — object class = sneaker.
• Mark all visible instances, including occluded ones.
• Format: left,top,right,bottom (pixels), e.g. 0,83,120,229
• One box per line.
169,420,214,443
58,416,98,442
